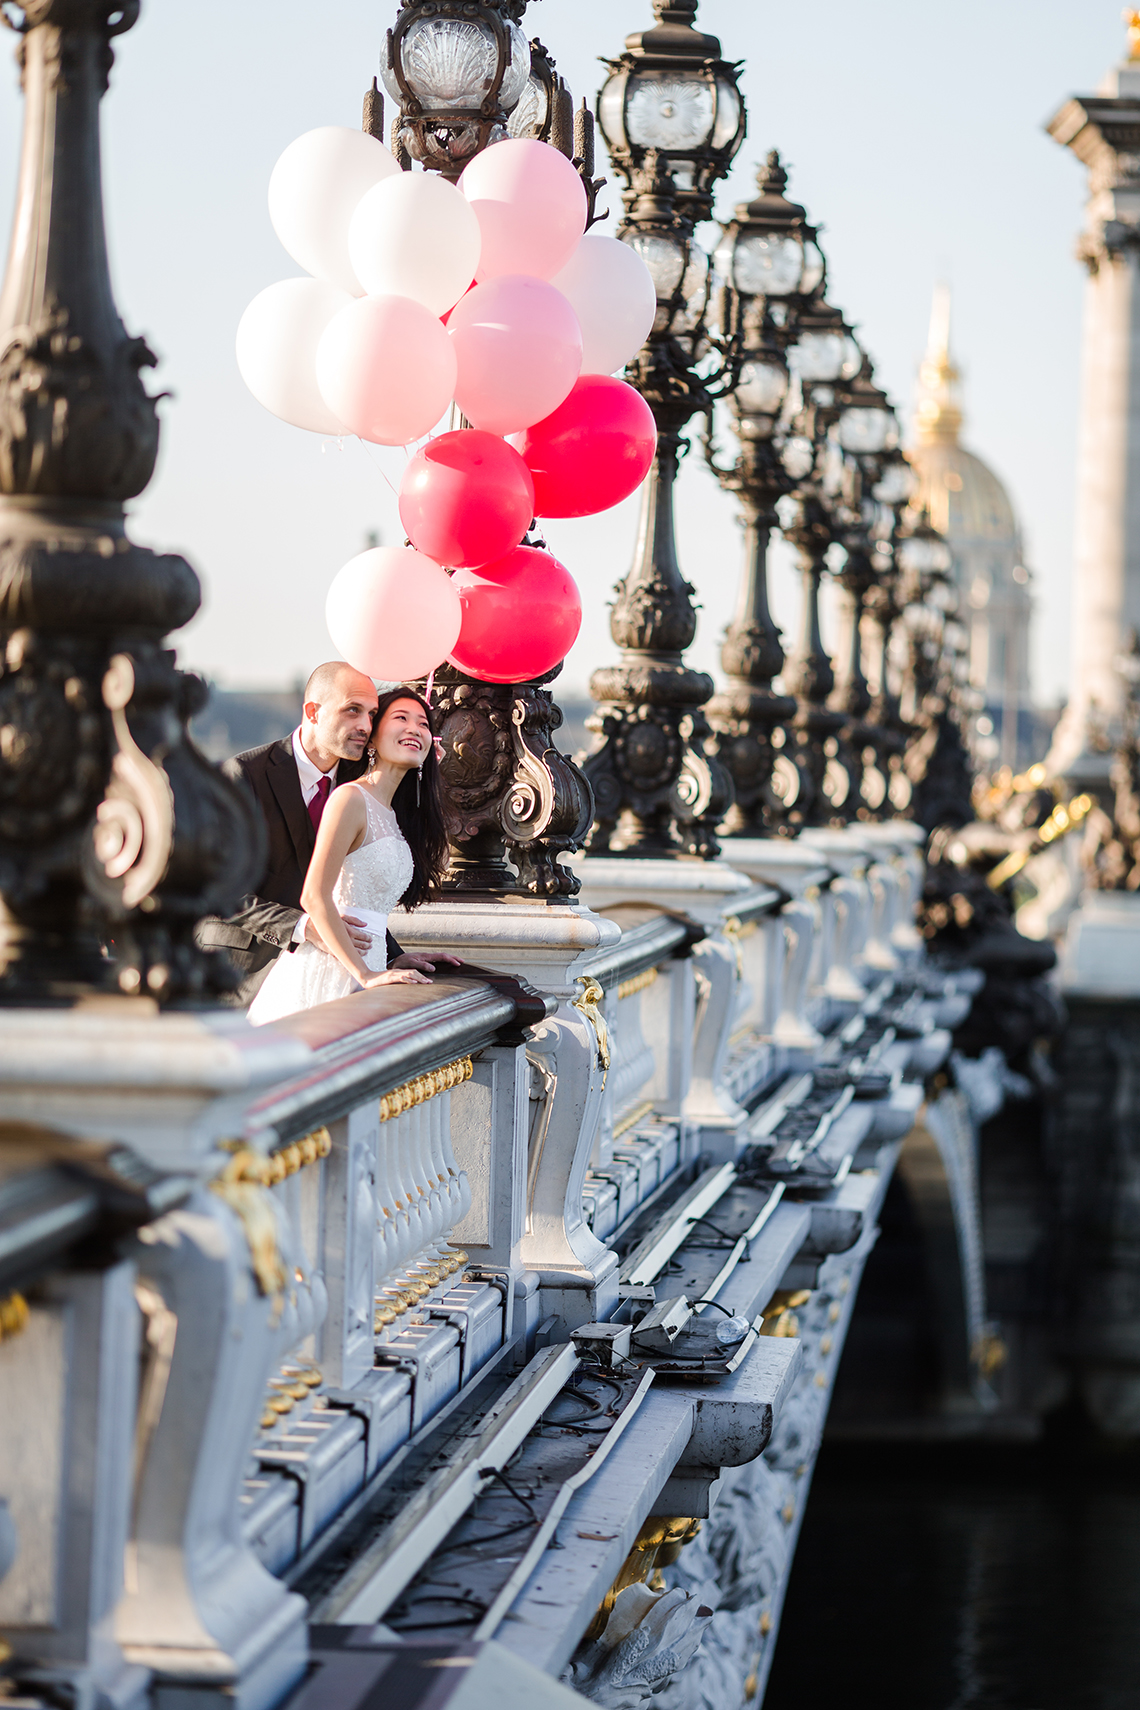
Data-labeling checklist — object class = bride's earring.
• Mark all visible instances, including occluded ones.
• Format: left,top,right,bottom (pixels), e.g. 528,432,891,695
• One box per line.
416,763,423,808
366,744,376,776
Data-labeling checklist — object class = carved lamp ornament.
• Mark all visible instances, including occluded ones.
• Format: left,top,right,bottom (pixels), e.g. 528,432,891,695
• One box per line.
0,0,264,1000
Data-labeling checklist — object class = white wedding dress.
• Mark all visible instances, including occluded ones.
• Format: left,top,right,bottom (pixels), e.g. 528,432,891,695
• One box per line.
248,784,414,1026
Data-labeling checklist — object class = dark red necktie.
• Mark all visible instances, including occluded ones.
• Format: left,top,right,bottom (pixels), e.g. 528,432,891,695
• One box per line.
308,775,331,834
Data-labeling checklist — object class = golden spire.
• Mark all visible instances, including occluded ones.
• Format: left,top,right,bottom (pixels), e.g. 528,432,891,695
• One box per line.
915,282,963,446
1125,8,1140,59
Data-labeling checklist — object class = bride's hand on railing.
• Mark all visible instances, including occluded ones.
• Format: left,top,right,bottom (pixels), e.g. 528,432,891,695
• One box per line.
363,968,433,988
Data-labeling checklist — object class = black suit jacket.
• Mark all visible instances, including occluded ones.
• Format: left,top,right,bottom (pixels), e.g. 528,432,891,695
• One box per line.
197,736,402,1002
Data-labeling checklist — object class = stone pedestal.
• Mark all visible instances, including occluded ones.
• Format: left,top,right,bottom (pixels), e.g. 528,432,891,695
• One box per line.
565,856,780,1159
720,839,833,1053
389,898,623,1329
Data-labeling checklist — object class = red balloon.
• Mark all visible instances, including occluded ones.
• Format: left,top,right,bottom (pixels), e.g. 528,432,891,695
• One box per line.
449,545,582,683
512,375,657,519
399,429,535,569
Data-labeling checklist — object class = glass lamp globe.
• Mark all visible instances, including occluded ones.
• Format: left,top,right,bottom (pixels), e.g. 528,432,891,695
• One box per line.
780,435,816,482
716,230,804,298
838,404,898,455
623,228,708,336
623,229,688,300
735,356,788,415
800,241,825,296
600,67,742,162
508,71,551,138
898,530,953,577
793,330,847,383
383,13,529,113
874,459,916,506
927,574,959,614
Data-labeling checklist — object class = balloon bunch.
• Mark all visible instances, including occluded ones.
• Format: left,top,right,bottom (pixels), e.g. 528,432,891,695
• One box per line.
238,127,659,685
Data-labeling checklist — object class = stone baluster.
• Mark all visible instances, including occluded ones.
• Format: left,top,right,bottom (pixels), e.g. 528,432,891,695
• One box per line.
116,1186,308,1710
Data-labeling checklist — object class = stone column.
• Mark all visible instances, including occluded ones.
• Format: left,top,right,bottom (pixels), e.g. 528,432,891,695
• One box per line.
1048,56,1140,777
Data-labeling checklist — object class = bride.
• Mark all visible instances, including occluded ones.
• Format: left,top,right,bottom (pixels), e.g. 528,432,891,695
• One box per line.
248,688,451,1025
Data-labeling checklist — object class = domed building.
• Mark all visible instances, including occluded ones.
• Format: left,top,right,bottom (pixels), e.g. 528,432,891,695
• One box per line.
908,287,1035,766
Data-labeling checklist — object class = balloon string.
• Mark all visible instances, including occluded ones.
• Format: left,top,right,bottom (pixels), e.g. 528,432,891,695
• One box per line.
425,668,435,703
355,436,403,498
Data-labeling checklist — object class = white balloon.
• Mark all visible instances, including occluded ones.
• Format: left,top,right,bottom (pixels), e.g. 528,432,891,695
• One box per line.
326,547,462,681
236,277,351,434
551,233,657,376
349,174,482,317
268,127,401,295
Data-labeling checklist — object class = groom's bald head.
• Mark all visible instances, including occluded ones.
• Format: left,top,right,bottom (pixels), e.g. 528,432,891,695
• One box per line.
304,661,374,708
300,662,379,770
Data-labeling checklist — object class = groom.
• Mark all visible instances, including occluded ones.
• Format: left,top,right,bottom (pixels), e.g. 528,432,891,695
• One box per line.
199,661,444,1004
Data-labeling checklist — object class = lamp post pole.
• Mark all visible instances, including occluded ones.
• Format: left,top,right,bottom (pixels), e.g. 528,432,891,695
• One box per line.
584,0,746,859
0,0,263,1003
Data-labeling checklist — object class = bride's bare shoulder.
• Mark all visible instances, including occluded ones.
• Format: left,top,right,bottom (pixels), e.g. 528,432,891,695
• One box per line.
318,781,369,842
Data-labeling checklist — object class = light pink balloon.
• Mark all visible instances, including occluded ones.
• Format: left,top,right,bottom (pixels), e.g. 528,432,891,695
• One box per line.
459,139,587,282
326,546,461,681
316,295,457,446
448,275,582,435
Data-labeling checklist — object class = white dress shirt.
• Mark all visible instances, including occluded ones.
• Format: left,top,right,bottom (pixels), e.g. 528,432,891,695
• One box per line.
289,727,335,945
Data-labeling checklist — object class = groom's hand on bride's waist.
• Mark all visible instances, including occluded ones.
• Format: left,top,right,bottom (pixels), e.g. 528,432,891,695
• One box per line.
388,951,462,976
303,912,375,956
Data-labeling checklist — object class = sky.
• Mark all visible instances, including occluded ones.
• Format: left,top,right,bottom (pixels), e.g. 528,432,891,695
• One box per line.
0,1,1117,706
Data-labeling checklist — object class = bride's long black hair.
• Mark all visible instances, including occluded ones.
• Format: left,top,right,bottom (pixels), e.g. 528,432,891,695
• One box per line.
369,687,450,908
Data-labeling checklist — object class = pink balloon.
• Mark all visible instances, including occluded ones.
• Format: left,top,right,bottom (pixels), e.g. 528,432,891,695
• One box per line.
316,295,457,446
399,431,535,569
326,547,461,681
448,275,582,435
459,139,587,282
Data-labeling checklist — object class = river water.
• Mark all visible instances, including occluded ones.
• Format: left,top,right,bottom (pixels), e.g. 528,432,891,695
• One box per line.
765,1438,1140,1710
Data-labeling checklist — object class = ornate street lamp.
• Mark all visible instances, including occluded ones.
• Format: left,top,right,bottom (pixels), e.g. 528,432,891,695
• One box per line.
0,0,263,1001
597,0,746,220
703,151,824,836
381,0,532,175
892,506,976,828
778,302,862,827
826,357,901,822
379,5,599,897
582,135,738,857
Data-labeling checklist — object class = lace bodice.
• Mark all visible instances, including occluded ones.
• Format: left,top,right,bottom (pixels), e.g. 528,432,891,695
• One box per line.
332,785,414,918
